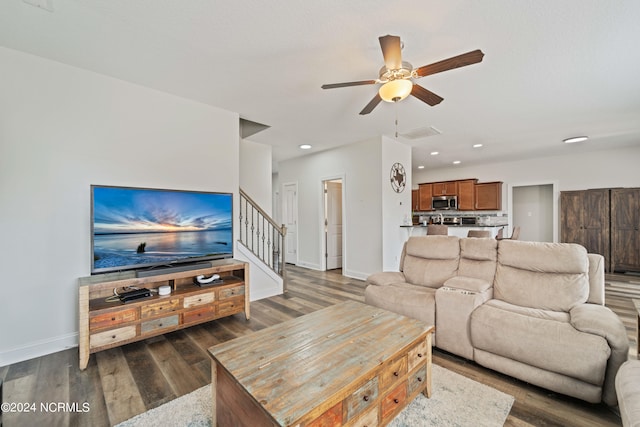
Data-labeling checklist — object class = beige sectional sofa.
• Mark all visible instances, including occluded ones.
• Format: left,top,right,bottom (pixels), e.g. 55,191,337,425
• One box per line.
365,236,628,406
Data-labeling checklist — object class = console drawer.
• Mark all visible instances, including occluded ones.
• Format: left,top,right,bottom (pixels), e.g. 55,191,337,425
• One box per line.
408,339,428,372
218,296,244,316
90,308,138,330
141,315,179,334
219,285,244,300
183,306,216,324
141,298,180,318
350,406,378,427
90,325,136,349
344,377,378,421
183,292,215,308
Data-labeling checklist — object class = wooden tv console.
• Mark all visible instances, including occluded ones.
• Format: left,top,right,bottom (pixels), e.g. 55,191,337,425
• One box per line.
78,259,249,370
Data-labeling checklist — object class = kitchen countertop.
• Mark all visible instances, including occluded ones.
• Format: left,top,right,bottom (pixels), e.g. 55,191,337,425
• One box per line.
401,224,505,228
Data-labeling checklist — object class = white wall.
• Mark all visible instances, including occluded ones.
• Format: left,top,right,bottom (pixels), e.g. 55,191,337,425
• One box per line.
240,139,273,215
381,137,412,270
414,146,640,190
277,138,383,279
0,47,240,366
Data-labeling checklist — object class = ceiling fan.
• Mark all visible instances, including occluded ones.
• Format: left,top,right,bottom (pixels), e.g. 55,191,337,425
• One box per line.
321,35,484,115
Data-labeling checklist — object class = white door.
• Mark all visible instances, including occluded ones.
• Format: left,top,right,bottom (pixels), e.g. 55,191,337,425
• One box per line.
325,181,343,270
283,183,298,264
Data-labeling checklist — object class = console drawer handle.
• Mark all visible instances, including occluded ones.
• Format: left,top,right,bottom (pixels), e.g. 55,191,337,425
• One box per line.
393,398,399,404
393,371,399,377
363,395,369,402
417,377,423,382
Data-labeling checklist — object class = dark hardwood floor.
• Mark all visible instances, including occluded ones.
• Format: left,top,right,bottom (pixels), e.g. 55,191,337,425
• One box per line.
1,266,636,426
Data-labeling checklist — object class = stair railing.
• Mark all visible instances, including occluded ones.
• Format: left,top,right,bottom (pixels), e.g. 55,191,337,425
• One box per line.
239,188,287,285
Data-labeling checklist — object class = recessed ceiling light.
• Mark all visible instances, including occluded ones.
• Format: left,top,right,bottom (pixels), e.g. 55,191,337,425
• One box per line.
299,144,312,150
430,151,439,156
417,165,425,169
563,136,588,144
473,143,483,148
453,160,461,165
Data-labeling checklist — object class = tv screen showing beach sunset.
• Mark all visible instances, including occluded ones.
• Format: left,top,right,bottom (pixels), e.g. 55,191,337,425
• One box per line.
92,186,233,273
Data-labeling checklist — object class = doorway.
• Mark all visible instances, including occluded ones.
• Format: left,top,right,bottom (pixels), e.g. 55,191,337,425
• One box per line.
323,178,343,271
511,183,555,242
282,182,298,264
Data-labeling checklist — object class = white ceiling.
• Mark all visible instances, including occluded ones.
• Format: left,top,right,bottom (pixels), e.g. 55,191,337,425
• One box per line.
2,0,640,172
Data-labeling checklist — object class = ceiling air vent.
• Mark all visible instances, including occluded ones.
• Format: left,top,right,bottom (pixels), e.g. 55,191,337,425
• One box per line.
400,126,442,140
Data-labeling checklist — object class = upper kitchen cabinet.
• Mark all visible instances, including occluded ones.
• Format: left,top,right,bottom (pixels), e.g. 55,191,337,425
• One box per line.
611,188,640,273
418,183,433,211
560,189,610,271
475,182,503,210
457,179,477,210
432,181,458,196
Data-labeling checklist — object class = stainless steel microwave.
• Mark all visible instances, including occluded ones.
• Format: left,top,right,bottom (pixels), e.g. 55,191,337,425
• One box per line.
432,195,458,210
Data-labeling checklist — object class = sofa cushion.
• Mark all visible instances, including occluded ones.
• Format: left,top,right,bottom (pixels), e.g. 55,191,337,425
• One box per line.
366,271,406,287
458,237,498,284
616,360,640,427
364,282,436,327
402,236,460,288
470,300,610,386
443,276,492,293
495,240,590,311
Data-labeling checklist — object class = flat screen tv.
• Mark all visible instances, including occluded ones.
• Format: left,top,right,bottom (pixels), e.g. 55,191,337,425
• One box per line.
91,185,233,274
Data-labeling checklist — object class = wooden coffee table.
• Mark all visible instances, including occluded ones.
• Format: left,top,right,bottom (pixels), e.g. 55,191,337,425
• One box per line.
207,300,434,426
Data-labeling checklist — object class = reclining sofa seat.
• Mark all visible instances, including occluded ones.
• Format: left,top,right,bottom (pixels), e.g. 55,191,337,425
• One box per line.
364,235,628,406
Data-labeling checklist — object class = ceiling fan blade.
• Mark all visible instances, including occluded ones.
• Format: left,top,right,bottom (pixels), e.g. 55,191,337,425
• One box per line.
411,84,444,106
414,49,485,77
321,80,377,89
379,35,402,70
359,93,382,115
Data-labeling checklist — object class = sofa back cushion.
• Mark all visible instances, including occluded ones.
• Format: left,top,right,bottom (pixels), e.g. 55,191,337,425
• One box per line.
458,237,498,284
495,240,590,311
402,236,460,288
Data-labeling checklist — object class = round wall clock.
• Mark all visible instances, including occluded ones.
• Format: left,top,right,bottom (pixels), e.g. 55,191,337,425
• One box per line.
390,162,406,193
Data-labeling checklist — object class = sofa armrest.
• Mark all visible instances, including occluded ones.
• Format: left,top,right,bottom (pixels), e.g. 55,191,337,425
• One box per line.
443,276,492,294
366,271,406,286
570,303,629,406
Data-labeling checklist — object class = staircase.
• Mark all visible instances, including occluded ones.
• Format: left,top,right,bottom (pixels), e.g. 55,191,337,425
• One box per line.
238,188,287,294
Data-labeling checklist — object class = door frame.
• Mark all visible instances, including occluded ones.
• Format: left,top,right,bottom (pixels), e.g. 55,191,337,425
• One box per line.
320,174,346,272
508,180,558,242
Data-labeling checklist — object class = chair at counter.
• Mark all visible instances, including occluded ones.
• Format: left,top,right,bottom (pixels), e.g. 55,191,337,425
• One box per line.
427,224,449,235
467,230,491,238
496,226,521,240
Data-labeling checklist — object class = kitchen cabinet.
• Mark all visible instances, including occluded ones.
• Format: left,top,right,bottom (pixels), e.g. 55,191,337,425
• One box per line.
432,181,457,196
412,189,419,211
457,179,477,210
611,188,640,273
560,189,610,271
418,184,433,211
474,182,502,210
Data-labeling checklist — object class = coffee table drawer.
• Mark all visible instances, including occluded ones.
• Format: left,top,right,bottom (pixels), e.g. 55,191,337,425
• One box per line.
408,339,428,371
408,365,428,395
218,296,244,316
183,306,216,324
380,355,407,391
381,382,407,422
350,406,378,427
307,401,342,427
345,377,378,421
219,285,244,300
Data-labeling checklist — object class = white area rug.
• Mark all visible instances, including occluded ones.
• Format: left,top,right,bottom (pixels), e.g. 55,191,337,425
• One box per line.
116,364,514,426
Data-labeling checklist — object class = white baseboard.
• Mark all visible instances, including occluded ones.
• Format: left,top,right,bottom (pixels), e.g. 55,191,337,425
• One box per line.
1,332,78,368
343,269,369,281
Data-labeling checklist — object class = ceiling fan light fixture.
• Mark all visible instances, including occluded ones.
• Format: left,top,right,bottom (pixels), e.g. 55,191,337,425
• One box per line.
379,79,413,103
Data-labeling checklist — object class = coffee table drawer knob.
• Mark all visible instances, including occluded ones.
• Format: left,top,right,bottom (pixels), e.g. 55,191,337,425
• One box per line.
394,371,399,377
363,395,369,402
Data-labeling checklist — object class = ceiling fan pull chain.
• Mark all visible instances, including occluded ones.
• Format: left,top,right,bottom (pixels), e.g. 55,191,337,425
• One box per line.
395,104,399,138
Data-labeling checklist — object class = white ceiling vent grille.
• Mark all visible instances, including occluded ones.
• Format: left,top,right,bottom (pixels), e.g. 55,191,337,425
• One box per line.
401,126,442,139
